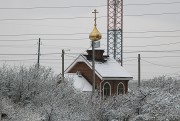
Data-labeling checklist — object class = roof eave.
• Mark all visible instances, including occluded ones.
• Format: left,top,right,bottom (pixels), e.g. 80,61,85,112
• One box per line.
102,77,133,81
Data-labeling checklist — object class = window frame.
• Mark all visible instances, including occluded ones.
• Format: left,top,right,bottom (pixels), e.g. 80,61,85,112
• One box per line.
103,82,111,98
117,82,125,95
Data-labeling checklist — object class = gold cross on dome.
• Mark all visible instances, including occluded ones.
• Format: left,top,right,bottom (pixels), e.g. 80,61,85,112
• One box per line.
92,9,98,26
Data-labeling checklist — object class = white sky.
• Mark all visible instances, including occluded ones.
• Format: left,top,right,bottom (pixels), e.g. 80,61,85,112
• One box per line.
0,0,180,80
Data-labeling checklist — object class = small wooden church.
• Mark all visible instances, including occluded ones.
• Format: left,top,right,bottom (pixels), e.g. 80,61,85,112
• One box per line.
65,9,132,97
65,48,133,97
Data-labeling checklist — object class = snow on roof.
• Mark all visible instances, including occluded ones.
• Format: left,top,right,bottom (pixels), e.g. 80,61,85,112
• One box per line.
81,55,133,80
65,73,92,92
65,54,133,80
95,58,132,78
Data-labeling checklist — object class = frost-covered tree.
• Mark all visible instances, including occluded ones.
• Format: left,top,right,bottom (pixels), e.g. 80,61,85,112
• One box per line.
0,65,179,121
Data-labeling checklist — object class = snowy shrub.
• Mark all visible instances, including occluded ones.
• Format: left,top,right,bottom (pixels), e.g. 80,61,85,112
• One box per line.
0,65,179,121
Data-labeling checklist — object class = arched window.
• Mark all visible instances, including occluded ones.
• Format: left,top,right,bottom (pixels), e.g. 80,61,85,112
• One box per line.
117,83,125,95
103,82,111,98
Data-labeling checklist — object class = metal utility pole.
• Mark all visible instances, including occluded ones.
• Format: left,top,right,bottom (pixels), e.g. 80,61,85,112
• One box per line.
92,41,95,93
37,38,41,69
89,9,102,93
138,54,141,88
107,0,123,66
62,49,65,82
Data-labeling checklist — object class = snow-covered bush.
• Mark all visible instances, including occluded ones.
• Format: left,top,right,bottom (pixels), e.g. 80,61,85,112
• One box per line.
0,65,179,121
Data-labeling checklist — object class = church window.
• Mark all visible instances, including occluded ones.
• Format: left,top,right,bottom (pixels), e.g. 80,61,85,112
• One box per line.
117,83,125,94
103,82,111,98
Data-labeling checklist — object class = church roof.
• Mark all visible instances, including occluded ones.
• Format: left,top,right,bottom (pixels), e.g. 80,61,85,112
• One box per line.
95,58,132,80
65,54,133,80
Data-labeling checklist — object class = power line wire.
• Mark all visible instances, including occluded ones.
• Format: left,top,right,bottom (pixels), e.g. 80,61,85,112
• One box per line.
0,53,81,56
124,50,180,53
41,53,81,55
0,58,75,61
124,29,180,33
0,54,36,56
143,56,180,58
0,11,180,21
124,56,180,59
0,38,89,41
0,39,37,41
0,5,106,10
125,41,180,47
124,35,180,39
1,50,180,56
1,29,180,36
0,33,92,36
0,59,36,61
37,35,180,40
1,41,177,49
125,12,180,17
123,59,137,62
42,44,87,49
124,1,180,6
0,1,179,10
0,45,35,48
142,59,180,68
0,16,96,21
42,38,89,40
1,35,180,42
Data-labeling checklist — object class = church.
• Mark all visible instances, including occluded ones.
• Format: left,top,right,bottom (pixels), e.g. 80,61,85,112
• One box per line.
65,9,132,98
65,48,133,98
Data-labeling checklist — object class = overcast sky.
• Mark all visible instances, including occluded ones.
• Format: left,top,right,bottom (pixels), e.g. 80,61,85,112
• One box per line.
0,0,180,80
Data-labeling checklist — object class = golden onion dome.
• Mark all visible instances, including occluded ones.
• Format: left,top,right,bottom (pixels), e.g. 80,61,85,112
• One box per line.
89,25,102,41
